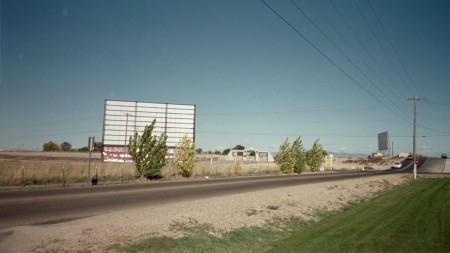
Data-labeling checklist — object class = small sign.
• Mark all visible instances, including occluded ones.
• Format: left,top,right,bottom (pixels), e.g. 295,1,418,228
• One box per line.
88,137,95,152
325,155,333,170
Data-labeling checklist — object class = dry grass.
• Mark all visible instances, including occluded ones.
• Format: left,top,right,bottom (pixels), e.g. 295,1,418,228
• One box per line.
0,155,281,187
1,151,400,187
0,160,136,187
6,152,406,187
156,161,281,182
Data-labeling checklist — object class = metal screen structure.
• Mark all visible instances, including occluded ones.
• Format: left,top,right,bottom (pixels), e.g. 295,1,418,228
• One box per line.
378,131,389,151
102,100,196,162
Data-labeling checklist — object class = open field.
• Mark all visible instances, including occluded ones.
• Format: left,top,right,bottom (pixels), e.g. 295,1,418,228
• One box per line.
0,151,402,187
0,152,280,187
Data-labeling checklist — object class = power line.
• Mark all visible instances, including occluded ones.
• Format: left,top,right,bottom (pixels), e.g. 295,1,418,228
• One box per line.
423,100,450,108
200,130,382,138
367,0,422,97
309,0,409,108
0,129,99,139
199,130,450,138
288,0,411,122
199,105,382,116
0,115,102,130
327,0,408,99
353,0,416,97
259,0,410,123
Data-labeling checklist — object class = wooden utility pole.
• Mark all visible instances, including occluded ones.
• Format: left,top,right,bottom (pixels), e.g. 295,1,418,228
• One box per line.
407,96,425,180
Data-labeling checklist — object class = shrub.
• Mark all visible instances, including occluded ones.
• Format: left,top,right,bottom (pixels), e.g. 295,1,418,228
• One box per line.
306,139,325,172
43,141,60,151
128,120,167,179
274,138,295,173
173,135,197,178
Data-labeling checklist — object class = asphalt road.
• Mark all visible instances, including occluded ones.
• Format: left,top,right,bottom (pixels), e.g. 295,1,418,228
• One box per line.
0,171,388,229
1,158,447,230
390,157,448,174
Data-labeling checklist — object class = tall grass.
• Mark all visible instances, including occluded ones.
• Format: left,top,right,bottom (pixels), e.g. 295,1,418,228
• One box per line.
189,162,280,178
0,160,281,187
0,160,136,186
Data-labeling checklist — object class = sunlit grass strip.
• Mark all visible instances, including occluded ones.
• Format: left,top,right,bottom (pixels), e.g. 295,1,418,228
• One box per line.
268,177,450,253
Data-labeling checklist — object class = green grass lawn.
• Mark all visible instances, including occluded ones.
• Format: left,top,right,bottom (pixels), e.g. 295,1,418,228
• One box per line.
120,177,450,253
268,177,450,253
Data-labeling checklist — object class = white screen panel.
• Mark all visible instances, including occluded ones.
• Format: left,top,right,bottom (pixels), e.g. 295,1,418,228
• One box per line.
102,100,196,161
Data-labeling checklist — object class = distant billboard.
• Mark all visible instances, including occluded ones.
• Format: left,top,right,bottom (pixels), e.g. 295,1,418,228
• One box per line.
102,100,196,162
378,131,389,151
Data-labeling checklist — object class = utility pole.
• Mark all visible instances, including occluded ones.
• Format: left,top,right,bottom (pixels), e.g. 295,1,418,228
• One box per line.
124,113,133,149
391,140,394,157
407,96,426,180
88,137,94,184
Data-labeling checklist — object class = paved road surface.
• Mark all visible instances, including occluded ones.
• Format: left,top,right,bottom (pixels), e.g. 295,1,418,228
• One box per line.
0,171,387,229
443,159,450,173
1,158,447,230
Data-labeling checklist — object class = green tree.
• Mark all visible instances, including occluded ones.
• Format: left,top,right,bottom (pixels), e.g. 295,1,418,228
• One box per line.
94,141,103,152
232,144,245,150
307,139,325,172
127,120,167,179
60,141,72,152
222,148,231,155
292,137,307,174
274,138,295,173
43,141,61,151
78,146,89,152
195,148,203,154
77,141,102,152
173,135,197,178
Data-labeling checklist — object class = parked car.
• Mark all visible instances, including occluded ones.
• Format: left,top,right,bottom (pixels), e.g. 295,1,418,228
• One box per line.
442,154,448,159
407,155,413,160
392,162,402,169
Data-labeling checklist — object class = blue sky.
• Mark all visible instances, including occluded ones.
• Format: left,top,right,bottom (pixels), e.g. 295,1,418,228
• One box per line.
1,0,449,156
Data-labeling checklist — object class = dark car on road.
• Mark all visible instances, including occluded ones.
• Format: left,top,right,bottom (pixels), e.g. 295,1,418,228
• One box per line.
442,154,448,159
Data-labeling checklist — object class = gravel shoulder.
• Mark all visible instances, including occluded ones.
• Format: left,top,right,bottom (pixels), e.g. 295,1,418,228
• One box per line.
0,173,411,253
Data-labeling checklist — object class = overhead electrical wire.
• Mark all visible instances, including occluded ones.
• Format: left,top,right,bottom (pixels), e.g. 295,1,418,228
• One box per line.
259,0,411,123
199,130,386,138
0,129,99,139
367,0,423,97
327,0,408,99
308,0,409,108
198,130,450,138
355,1,445,135
199,105,383,116
0,115,102,130
288,0,411,122
352,0,416,97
